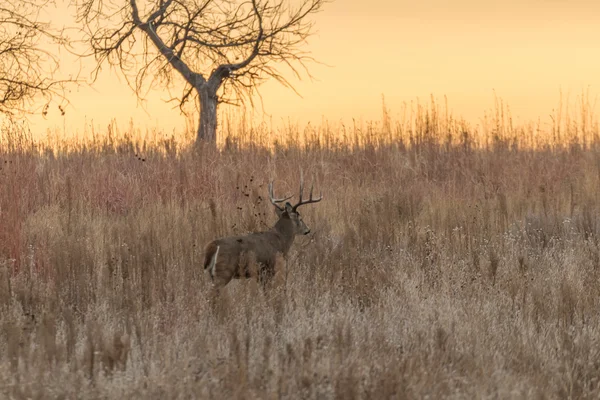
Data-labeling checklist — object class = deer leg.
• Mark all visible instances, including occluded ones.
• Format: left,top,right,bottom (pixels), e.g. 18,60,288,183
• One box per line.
257,263,276,289
210,259,234,288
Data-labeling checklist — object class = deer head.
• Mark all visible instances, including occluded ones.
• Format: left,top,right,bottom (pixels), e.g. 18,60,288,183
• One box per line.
268,174,322,236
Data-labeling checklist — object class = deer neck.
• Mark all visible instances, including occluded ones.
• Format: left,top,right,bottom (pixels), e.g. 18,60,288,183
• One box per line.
272,217,296,253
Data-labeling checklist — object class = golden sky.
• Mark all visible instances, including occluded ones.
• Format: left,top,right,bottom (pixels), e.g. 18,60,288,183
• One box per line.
27,0,600,135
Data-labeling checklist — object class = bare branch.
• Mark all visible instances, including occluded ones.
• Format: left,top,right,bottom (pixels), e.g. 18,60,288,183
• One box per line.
0,0,76,117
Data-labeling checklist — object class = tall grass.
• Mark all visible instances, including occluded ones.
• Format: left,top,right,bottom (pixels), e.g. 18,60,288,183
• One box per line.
1,97,600,398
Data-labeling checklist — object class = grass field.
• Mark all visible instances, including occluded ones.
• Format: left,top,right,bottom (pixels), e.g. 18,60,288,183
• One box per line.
1,101,600,399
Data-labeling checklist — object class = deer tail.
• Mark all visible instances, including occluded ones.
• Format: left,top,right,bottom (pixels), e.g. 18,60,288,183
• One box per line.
204,243,220,280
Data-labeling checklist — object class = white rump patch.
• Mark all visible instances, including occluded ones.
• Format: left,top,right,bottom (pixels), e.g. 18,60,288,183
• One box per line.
209,246,220,280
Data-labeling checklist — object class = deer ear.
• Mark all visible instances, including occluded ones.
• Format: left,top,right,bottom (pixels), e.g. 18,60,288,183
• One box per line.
284,202,294,214
274,205,284,217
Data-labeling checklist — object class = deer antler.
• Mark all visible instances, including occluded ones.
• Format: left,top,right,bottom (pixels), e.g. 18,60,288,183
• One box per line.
292,171,323,211
268,181,293,211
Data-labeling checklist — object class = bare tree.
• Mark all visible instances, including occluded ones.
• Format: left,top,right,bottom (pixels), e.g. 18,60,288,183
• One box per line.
75,0,327,144
0,0,71,117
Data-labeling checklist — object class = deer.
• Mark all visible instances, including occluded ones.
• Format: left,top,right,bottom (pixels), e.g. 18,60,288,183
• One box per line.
203,176,322,288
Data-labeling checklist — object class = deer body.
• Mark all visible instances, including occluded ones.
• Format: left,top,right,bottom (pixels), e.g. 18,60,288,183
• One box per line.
204,179,321,288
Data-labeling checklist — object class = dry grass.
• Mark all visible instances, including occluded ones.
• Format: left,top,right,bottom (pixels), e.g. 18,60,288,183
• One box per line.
2,101,600,399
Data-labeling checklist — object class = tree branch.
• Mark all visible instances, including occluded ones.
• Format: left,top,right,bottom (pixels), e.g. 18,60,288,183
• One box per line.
0,0,76,117
207,0,264,92
130,0,205,87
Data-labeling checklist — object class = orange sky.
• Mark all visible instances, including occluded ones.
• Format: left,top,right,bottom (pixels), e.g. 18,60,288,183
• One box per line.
25,0,600,136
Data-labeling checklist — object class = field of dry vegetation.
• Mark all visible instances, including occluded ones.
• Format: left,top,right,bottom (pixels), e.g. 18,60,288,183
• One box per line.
2,101,600,399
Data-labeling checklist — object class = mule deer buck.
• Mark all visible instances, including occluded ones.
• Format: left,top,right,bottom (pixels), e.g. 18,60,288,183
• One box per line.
203,177,322,288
